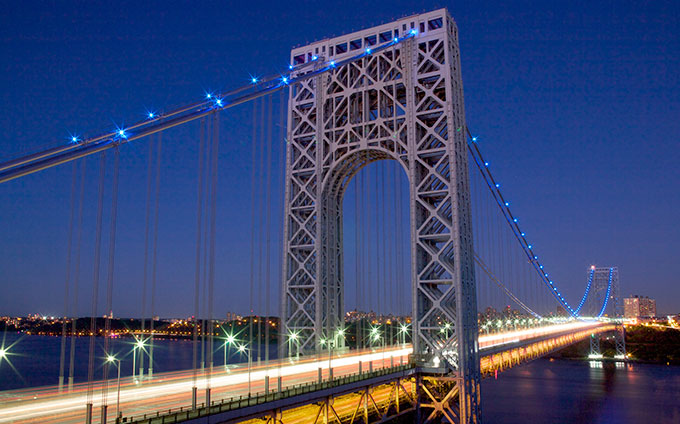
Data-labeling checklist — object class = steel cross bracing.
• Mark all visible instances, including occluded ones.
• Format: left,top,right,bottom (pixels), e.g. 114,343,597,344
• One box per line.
281,9,481,423
580,267,619,318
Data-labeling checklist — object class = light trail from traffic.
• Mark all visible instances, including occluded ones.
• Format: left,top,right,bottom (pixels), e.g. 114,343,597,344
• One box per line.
0,321,610,423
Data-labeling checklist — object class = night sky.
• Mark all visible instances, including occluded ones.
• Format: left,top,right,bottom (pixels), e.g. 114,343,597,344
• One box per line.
0,1,678,318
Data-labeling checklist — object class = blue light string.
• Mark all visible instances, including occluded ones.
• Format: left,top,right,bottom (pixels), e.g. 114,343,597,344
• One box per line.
597,268,614,318
0,28,420,184
466,131,578,317
575,267,595,315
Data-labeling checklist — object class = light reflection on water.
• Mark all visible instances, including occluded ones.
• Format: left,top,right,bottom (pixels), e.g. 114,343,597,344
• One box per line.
482,358,680,423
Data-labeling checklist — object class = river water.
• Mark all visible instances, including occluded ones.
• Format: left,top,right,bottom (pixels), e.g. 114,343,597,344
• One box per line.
1,334,679,423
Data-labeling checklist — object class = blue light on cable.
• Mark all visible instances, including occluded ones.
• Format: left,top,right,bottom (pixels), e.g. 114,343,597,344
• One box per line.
215,98,223,107
206,93,212,99
330,60,336,67
394,37,398,42
495,183,500,188
365,48,372,54
513,218,518,223
528,244,532,249
117,129,127,139
251,76,258,84
312,55,318,60
504,202,509,206
484,162,489,166
410,28,418,35
282,76,289,84
289,64,294,70
148,112,155,119
472,136,477,142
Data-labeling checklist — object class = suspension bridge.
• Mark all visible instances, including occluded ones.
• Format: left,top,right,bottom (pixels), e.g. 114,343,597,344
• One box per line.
0,8,627,424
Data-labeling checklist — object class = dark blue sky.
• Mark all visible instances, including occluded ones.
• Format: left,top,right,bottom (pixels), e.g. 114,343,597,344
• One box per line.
0,1,678,317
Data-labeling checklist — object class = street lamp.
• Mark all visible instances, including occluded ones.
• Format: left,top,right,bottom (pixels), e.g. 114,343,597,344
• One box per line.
106,355,122,423
224,333,236,369
0,348,6,359
399,324,409,345
288,331,299,360
237,344,252,396
132,338,145,381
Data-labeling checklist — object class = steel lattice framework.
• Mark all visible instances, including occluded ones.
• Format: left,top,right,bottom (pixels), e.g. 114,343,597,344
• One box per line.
582,266,620,318
281,9,481,423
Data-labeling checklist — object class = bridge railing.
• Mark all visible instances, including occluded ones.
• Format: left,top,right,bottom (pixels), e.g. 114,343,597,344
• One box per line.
122,363,414,423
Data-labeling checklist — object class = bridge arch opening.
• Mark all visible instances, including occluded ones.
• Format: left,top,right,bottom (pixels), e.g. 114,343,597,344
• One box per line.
317,148,413,351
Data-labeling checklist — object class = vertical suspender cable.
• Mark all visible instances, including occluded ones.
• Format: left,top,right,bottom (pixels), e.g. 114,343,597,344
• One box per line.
201,118,211,372
394,163,401,318
354,172,361,348
68,158,86,390
278,89,286,372
59,161,77,391
101,147,120,410
192,118,206,404
374,165,380,319
358,171,365,349
380,166,387,338
207,112,219,390
264,95,273,367
248,99,258,361
149,133,162,378
85,152,106,421
140,141,154,379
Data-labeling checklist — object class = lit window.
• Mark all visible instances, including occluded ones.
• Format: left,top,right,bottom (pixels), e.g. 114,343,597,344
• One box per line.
293,54,305,65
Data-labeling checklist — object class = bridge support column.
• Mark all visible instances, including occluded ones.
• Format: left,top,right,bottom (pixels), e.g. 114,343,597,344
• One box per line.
205,387,211,407
416,375,462,423
615,325,627,360
589,333,602,359
100,404,108,424
85,402,93,424
277,376,282,392
192,386,197,410
265,375,270,394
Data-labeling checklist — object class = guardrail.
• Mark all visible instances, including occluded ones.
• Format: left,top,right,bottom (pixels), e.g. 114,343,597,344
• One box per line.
123,363,415,423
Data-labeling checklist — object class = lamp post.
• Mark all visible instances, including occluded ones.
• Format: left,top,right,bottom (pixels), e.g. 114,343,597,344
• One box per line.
224,334,236,369
398,323,409,346
106,355,122,423
238,345,252,396
288,331,299,360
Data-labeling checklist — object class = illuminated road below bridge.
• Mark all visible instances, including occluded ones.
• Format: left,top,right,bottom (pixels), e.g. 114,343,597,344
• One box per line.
0,320,614,423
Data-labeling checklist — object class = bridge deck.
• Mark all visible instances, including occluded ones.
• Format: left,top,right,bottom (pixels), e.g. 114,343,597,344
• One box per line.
0,321,614,423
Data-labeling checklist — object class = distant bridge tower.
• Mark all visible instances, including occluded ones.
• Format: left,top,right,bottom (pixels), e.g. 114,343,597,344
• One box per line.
280,8,480,423
586,266,627,360
586,266,620,317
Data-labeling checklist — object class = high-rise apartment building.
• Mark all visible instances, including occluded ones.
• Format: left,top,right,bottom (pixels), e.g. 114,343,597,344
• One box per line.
624,295,657,318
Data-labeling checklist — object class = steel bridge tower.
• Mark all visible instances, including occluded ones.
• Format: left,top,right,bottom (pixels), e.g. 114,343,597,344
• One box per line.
281,9,481,423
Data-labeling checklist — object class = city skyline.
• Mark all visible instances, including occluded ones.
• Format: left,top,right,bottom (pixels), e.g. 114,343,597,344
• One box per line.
1,1,678,318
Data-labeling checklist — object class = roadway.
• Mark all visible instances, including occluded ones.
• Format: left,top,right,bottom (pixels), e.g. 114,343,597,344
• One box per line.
0,320,608,423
